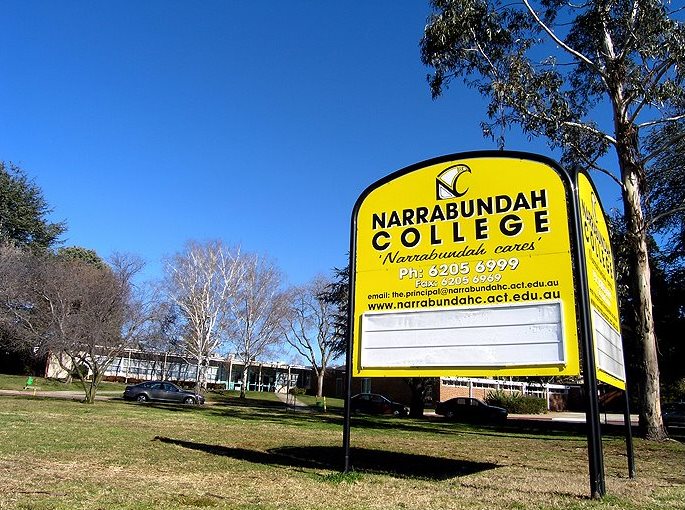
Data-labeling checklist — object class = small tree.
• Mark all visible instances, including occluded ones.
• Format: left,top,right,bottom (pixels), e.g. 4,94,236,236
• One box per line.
284,276,340,397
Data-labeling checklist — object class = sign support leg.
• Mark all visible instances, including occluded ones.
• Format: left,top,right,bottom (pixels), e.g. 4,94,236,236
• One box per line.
624,389,636,478
342,330,353,473
581,363,606,498
572,177,606,499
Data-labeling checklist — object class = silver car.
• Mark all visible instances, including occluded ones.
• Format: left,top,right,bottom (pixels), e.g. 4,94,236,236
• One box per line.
123,381,205,405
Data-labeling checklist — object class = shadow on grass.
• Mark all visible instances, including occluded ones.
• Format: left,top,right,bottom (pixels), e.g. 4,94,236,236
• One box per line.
152,436,497,480
203,403,596,441
136,399,622,442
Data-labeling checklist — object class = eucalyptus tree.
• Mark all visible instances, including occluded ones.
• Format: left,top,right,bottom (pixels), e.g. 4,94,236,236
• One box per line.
421,0,684,439
284,275,340,397
163,240,243,392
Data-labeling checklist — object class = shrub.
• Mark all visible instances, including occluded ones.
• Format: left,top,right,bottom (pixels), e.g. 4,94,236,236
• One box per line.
485,389,547,414
289,387,306,396
662,378,685,403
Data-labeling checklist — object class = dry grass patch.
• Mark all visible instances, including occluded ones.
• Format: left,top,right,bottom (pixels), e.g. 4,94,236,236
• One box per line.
0,396,682,510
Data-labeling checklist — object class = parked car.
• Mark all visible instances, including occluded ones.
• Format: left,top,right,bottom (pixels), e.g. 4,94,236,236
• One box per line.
123,381,205,405
662,402,685,437
434,397,507,423
350,393,409,416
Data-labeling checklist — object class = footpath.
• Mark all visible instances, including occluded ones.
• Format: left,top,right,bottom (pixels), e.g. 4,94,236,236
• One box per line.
274,392,311,410
0,388,316,409
0,388,120,401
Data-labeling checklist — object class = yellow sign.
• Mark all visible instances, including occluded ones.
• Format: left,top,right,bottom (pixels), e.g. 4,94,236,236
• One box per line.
577,172,626,389
351,154,580,377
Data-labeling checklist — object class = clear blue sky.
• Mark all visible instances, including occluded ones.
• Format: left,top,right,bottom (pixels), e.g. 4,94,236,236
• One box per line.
1,1,621,286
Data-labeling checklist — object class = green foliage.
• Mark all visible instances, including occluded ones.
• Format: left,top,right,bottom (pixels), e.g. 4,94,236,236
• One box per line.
318,263,349,356
289,386,306,395
663,378,685,403
646,120,685,264
0,161,66,250
421,1,685,168
57,246,107,269
485,389,547,414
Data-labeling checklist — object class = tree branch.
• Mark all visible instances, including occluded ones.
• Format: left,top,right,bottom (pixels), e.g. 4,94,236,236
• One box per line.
641,129,685,166
562,121,618,145
521,0,604,77
637,113,685,130
646,205,685,231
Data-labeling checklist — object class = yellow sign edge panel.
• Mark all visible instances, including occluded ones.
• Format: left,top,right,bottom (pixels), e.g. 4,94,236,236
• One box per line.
576,170,626,390
349,151,581,379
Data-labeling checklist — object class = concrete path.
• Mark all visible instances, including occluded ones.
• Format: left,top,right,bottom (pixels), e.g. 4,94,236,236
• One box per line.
508,411,638,426
0,389,120,401
274,391,311,409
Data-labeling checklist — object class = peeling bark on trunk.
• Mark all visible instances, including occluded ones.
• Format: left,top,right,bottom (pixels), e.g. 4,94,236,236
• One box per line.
195,355,208,394
316,370,325,398
621,157,667,440
240,366,249,399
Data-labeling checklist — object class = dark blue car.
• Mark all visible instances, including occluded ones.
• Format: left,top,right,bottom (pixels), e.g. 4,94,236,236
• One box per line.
435,397,507,423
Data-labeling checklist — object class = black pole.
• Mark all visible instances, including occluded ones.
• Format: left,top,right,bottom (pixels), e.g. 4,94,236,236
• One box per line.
624,389,636,478
342,331,353,472
342,231,357,473
570,169,606,499
580,340,606,498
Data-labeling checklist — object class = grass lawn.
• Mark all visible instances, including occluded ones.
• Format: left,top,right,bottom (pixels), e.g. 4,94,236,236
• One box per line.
0,394,683,510
0,374,126,393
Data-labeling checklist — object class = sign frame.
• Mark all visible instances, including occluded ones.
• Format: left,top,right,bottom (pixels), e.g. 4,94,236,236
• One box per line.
348,151,581,379
342,151,634,498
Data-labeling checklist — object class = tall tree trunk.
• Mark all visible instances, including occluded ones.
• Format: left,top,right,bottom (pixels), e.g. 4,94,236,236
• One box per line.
194,354,203,394
620,154,667,440
316,369,325,398
407,378,428,418
240,365,249,399
82,379,95,404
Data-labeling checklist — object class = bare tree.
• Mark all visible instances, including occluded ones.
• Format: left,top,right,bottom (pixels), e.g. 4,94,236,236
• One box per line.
0,248,152,403
283,275,339,397
229,252,289,398
163,240,242,392
0,243,32,351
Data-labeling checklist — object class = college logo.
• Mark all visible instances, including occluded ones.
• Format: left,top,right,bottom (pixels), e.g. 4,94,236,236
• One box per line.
436,164,471,200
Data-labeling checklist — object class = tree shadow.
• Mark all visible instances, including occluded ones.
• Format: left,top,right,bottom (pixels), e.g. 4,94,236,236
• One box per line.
144,400,627,442
152,436,498,480
201,403,594,441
